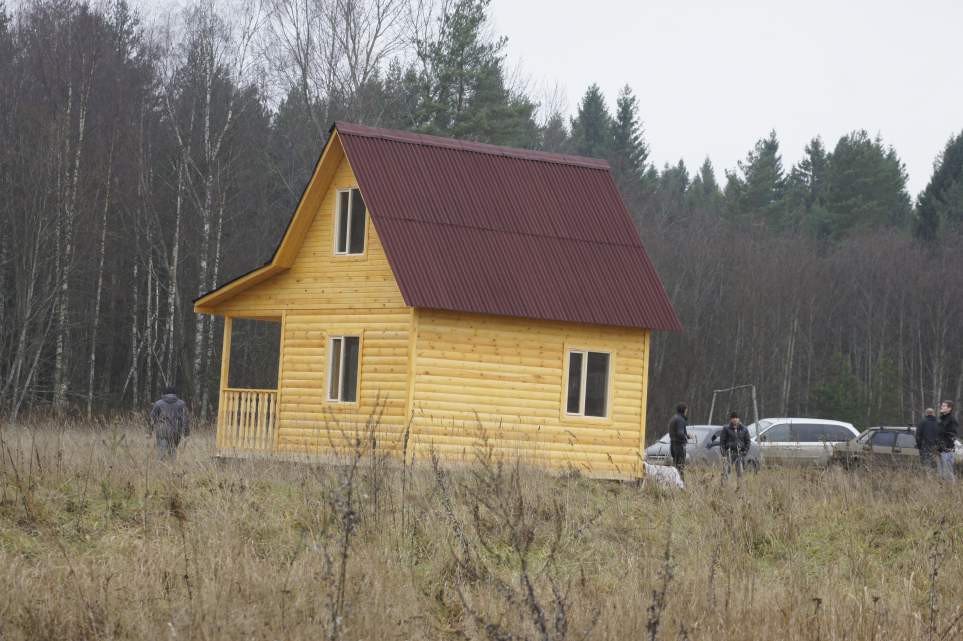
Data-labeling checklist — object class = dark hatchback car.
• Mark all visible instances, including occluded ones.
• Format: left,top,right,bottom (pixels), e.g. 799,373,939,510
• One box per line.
645,425,761,471
831,426,963,468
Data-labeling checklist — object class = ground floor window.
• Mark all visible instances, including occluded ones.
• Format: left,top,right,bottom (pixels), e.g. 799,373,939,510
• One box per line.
328,336,360,402
565,350,610,417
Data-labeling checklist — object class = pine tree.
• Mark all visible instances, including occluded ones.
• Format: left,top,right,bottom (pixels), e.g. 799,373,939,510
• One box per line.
785,137,831,235
915,130,963,241
653,160,689,221
569,84,611,159
609,85,649,197
450,59,538,147
413,0,537,147
826,130,911,238
686,158,723,216
540,112,569,153
724,131,786,229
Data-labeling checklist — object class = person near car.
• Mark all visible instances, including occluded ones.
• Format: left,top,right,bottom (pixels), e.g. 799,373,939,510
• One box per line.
937,401,958,481
149,386,191,460
668,403,690,482
916,408,940,470
719,411,752,481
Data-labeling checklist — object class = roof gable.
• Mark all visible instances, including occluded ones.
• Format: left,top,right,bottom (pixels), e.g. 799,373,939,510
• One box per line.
197,122,681,332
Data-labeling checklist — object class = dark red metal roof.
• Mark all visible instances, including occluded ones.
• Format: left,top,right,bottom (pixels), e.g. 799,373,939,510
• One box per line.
336,122,682,331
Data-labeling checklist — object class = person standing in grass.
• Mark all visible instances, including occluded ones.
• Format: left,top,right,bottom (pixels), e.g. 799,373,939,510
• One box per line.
937,401,958,481
916,408,940,471
149,386,190,460
668,403,690,482
719,411,751,482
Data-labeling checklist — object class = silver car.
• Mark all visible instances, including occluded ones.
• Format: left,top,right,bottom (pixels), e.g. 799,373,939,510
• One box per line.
646,425,761,471
754,418,859,465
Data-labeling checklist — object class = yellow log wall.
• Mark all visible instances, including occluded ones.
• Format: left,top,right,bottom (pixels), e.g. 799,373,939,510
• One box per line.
409,309,649,479
211,153,412,451
204,148,650,477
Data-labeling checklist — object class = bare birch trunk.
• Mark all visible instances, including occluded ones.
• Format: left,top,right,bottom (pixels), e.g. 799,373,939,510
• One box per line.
86,144,114,418
781,313,798,416
128,261,140,408
191,194,212,410
144,252,156,402
1,219,44,409
53,72,91,413
201,194,226,417
165,155,186,383
12,300,57,424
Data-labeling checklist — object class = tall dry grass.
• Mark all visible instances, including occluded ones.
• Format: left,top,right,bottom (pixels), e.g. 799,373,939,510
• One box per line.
1,417,962,641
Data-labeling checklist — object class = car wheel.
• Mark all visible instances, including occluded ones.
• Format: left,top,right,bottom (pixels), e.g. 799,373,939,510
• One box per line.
746,459,760,474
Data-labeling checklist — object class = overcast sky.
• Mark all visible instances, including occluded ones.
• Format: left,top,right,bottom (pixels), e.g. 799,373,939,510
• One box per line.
489,0,962,195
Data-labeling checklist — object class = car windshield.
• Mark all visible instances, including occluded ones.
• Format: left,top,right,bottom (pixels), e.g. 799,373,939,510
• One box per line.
856,430,875,444
746,419,773,436
657,426,715,444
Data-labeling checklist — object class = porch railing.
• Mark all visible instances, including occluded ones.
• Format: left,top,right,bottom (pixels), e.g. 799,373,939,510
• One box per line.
216,388,279,452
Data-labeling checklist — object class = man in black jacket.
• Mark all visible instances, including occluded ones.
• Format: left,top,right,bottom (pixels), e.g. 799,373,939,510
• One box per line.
719,411,752,481
937,401,958,481
916,408,940,470
149,386,191,460
668,404,690,481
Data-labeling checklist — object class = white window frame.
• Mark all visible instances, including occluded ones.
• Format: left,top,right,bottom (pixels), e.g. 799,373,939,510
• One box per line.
327,335,361,402
334,188,366,256
565,349,611,418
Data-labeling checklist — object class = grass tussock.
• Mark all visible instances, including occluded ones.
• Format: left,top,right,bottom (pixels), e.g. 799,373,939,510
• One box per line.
1,417,963,641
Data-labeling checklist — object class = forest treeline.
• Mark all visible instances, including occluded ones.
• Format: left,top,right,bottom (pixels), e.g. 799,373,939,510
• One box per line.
2,0,962,428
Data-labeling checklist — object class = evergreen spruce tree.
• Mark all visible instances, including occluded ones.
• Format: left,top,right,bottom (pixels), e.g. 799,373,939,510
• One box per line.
785,137,831,236
686,158,724,216
609,85,649,198
915,130,963,241
724,131,786,229
569,84,612,159
654,160,690,221
540,111,569,153
450,59,538,147
826,130,911,238
413,0,537,147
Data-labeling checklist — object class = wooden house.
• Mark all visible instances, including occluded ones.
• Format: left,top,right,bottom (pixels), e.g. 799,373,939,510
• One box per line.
193,122,681,479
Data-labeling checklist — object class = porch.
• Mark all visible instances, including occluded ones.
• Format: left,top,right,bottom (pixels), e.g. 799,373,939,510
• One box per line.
215,316,282,453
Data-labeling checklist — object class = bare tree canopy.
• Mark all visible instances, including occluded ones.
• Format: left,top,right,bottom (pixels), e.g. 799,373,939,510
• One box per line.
1,0,962,429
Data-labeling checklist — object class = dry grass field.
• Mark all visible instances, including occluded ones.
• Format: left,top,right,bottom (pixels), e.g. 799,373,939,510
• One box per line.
1,417,962,641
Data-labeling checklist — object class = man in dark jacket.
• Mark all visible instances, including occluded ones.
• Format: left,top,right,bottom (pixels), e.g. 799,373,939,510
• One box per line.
149,386,190,460
916,408,940,470
719,411,752,481
937,401,958,481
668,403,689,481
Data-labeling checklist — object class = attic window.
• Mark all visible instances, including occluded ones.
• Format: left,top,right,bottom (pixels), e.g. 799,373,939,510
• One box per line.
327,336,360,402
335,188,366,255
565,350,610,418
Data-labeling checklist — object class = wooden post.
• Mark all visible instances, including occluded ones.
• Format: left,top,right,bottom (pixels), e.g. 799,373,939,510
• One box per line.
638,330,651,478
217,316,232,450
272,313,286,453
403,309,419,464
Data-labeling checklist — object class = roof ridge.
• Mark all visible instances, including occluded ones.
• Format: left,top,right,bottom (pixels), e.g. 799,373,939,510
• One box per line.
374,214,645,250
335,121,611,170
